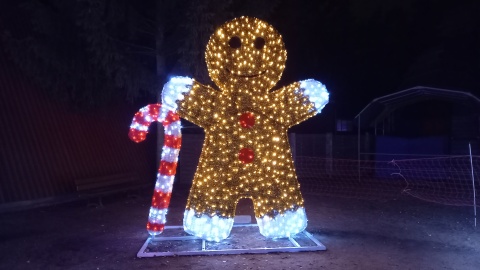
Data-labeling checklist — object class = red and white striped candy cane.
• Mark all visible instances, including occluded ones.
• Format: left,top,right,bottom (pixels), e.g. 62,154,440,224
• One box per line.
128,103,182,235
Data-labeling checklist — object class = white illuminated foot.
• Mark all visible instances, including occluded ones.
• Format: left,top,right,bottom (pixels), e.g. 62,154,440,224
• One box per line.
299,79,329,113
256,207,307,238
183,209,234,242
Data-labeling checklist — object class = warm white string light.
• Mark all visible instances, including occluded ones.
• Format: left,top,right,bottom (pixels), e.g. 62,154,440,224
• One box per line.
129,16,329,241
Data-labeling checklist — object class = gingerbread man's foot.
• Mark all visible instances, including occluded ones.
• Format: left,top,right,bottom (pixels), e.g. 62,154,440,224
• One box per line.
256,207,307,238
183,209,234,242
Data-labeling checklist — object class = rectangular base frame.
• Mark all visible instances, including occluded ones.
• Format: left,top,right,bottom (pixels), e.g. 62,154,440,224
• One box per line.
137,224,326,257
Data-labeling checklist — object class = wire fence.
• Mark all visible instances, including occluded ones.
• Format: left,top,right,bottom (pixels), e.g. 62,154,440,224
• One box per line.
296,155,480,207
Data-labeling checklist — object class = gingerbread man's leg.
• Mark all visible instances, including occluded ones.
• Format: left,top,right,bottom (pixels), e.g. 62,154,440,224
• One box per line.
183,185,237,242
183,210,234,242
255,207,307,238
252,183,307,238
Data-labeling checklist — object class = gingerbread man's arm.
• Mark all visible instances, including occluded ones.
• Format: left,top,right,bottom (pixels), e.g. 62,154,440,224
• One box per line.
268,79,329,128
161,76,220,129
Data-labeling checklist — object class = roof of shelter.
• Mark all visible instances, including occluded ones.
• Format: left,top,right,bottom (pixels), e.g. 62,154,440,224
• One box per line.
355,86,480,129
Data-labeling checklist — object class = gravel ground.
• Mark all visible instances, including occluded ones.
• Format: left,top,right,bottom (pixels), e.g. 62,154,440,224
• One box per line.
1,186,479,270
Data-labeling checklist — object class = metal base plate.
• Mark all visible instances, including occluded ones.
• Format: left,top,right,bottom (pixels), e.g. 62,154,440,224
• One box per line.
137,224,326,257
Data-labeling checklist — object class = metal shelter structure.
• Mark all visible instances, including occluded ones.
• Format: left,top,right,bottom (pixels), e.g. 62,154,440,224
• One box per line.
354,86,480,161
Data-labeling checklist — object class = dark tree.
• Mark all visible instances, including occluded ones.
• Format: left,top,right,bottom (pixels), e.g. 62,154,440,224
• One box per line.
1,0,280,109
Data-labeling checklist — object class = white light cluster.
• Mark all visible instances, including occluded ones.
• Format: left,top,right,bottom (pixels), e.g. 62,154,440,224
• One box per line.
183,209,234,242
161,76,193,120
300,79,329,113
164,120,182,137
148,208,168,236
129,122,148,131
155,175,175,192
256,207,307,238
129,105,158,131
160,148,180,163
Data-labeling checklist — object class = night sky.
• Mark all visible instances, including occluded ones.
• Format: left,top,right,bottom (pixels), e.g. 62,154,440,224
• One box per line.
272,0,480,118
1,0,479,121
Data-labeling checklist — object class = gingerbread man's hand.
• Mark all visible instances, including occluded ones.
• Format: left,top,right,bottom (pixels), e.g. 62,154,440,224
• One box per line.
161,76,193,113
299,79,329,114
268,79,329,127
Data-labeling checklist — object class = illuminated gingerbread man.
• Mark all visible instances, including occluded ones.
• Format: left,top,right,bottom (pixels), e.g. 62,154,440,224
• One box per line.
161,16,329,241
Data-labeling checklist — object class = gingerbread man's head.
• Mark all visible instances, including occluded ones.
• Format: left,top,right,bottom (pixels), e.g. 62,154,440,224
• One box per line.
205,16,286,94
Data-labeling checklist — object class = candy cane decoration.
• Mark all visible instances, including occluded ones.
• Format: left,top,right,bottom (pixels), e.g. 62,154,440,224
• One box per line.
128,103,182,235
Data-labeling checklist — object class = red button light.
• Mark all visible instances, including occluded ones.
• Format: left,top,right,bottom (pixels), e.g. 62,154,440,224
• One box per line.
239,148,255,164
239,112,255,128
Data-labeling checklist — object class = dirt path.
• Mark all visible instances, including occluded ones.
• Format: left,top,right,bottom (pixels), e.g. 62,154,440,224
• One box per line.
1,187,479,269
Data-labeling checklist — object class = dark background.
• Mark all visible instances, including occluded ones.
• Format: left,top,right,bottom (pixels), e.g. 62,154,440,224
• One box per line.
1,0,479,129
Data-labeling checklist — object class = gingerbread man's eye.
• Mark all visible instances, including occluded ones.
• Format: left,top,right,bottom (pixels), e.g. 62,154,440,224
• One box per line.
254,37,265,50
228,36,241,49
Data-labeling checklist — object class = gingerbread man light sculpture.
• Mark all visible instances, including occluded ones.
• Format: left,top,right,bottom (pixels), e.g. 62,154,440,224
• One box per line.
129,16,329,242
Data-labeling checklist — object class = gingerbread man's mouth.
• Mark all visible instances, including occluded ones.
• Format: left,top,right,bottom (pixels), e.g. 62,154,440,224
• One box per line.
226,68,266,78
